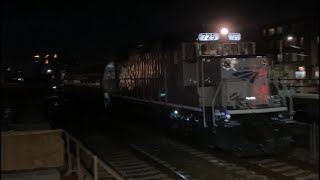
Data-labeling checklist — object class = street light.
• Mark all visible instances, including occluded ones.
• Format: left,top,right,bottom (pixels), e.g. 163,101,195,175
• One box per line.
275,35,295,78
220,28,229,35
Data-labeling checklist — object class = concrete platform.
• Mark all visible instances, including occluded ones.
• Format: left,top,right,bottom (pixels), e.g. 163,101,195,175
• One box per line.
1,169,60,180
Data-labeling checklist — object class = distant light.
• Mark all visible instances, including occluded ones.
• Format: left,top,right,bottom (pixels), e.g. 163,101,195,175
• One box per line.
34,55,40,58
47,69,52,73
35,60,39,63
174,110,178,115
287,36,293,41
6,68,11,71
54,54,57,58
246,97,256,100
18,78,24,81
52,86,57,89
44,54,49,58
220,28,229,35
160,93,166,97
298,66,305,71
45,60,49,64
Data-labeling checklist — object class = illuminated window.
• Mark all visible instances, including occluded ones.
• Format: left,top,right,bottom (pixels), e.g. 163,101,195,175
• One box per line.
269,28,275,36
276,26,283,34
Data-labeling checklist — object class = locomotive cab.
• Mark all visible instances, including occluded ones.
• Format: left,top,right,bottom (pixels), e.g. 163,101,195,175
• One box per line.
193,33,293,155
195,33,290,127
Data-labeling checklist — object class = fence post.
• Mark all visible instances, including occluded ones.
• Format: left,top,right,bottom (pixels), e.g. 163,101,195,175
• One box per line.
313,122,318,163
76,144,82,179
93,155,98,180
65,133,73,175
310,122,318,163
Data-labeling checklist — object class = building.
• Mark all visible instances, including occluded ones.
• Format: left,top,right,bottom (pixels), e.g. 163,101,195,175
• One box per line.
260,16,319,79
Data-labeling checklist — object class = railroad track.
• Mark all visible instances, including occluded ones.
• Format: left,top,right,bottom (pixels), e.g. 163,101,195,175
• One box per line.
247,158,318,180
127,132,319,180
131,139,270,180
171,140,319,180
78,134,186,180
70,122,318,180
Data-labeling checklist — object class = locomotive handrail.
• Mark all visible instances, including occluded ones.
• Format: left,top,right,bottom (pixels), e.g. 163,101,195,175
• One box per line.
211,80,223,127
271,79,287,107
271,79,294,120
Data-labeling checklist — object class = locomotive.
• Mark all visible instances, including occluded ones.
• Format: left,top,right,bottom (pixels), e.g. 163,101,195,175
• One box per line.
61,32,294,156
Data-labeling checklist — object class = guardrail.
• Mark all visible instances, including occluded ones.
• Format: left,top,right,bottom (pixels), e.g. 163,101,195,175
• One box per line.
1,129,124,180
63,130,124,180
272,78,319,94
309,122,319,163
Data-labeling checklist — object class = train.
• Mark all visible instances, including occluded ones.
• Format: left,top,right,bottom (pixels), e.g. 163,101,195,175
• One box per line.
59,32,295,156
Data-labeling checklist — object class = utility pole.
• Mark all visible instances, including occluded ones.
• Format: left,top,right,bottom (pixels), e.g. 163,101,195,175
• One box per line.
1,22,6,86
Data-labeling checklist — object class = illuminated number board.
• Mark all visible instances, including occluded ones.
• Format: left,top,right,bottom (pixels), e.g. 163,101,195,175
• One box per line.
198,33,219,41
228,33,241,41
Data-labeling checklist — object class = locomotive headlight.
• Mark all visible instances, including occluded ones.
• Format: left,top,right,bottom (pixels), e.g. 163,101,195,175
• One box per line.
245,97,256,100
170,110,180,119
220,28,229,35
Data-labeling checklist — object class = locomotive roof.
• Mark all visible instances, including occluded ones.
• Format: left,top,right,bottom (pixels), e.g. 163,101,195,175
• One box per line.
207,55,266,58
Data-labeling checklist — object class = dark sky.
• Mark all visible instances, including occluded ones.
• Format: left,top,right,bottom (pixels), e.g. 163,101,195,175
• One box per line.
2,0,318,69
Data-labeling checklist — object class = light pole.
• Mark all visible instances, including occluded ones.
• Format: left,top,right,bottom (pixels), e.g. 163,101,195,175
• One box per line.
277,36,294,78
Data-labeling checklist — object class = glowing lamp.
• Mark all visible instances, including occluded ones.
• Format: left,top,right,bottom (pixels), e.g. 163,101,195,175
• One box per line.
220,28,229,35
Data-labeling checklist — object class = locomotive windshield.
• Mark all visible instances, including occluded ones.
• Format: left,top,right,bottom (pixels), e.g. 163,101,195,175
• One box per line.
199,42,256,56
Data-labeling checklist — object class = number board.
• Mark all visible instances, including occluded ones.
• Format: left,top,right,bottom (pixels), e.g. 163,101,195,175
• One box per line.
228,33,241,41
198,33,219,41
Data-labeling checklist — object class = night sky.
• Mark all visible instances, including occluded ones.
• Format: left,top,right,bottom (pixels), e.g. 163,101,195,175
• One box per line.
2,0,318,72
